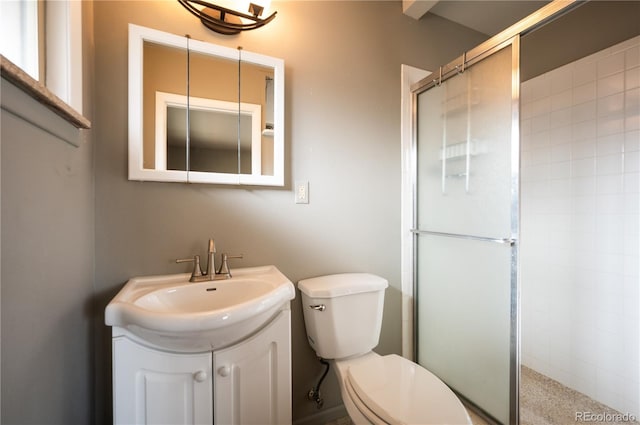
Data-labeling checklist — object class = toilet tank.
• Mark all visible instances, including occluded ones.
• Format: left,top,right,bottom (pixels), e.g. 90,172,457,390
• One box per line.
298,273,388,360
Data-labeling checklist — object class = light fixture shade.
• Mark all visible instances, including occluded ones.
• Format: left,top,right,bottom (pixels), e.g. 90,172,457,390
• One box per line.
177,0,276,35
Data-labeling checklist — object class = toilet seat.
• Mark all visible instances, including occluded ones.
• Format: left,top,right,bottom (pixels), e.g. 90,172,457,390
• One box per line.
344,354,471,425
345,375,388,425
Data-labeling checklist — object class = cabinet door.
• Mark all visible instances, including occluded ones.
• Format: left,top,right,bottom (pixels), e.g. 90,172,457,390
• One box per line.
113,336,213,425
214,310,292,425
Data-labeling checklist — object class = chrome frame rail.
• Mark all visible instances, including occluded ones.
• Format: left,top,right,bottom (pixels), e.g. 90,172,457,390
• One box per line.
410,229,515,246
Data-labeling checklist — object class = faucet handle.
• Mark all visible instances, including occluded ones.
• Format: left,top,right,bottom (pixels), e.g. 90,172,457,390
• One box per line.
217,253,243,278
176,254,204,281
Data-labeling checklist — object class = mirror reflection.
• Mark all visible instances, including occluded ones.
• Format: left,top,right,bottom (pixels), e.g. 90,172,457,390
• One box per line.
129,24,284,185
143,41,189,171
159,95,260,174
237,57,276,177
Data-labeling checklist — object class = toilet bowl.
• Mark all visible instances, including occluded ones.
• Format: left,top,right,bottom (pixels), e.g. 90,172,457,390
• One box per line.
298,273,471,425
334,352,471,425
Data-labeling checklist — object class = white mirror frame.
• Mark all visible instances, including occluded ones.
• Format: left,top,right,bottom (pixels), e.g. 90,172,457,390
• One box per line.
128,23,285,186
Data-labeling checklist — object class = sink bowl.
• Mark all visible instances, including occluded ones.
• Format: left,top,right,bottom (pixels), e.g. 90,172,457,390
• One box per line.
135,279,278,314
105,265,295,352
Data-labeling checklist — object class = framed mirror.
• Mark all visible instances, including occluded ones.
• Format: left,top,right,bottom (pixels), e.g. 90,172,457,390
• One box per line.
128,24,285,185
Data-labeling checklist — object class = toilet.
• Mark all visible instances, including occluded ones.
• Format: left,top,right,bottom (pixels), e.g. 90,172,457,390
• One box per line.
298,273,472,425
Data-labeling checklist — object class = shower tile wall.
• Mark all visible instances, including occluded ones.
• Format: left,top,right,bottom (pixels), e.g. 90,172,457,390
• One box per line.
521,35,639,417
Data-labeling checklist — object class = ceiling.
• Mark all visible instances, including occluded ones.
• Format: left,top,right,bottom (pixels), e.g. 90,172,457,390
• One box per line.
403,0,550,36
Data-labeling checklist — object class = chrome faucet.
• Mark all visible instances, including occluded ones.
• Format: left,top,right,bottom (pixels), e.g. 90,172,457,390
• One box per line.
176,239,242,282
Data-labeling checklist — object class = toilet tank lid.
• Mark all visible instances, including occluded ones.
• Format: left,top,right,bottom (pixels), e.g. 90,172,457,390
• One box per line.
298,273,388,298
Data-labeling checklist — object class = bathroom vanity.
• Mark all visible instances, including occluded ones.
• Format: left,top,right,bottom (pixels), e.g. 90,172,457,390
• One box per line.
106,266,295,424
112,311,290,424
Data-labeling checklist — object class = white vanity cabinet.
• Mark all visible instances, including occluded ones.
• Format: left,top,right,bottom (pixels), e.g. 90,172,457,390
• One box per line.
214,310,292,425
112,310,291,425
112,339,213,424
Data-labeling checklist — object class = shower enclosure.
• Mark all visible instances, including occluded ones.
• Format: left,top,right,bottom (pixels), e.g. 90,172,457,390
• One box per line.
412,36,520,424
408,1,639,424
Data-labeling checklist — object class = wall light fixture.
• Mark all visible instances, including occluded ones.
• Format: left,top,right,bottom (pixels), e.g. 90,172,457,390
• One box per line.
177,0,276,35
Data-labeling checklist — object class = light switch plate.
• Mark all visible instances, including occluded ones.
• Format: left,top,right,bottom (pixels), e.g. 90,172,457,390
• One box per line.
295,181,309,204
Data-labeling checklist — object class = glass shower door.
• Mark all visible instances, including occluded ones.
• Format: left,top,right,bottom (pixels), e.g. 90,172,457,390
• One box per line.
414,38,519,424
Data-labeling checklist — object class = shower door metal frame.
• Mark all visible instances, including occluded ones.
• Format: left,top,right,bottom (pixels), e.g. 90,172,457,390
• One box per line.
408,2,583,424
411,35,521,425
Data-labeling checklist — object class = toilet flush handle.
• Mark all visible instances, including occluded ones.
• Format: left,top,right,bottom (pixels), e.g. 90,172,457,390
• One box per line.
309,304,326,312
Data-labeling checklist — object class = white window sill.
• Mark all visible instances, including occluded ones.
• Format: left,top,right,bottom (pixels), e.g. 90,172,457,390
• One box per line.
1,54,90,145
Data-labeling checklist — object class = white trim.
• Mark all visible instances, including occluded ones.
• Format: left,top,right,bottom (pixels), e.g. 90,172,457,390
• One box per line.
45,0,83,113
400,64,429,361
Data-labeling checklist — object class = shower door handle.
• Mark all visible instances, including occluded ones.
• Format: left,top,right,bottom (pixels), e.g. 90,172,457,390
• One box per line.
411,229,516,246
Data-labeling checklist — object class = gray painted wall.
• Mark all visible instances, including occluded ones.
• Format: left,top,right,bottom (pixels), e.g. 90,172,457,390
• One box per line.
1,3,95,424
92,2,486,423
1,101,94,424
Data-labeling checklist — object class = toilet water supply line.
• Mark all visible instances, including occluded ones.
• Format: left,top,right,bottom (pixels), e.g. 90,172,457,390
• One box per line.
307,358,331,409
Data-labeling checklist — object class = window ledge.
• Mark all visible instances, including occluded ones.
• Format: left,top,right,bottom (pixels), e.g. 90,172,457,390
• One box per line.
1,54,90,129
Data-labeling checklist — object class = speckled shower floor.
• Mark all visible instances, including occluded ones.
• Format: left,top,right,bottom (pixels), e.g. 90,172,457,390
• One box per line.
519,366,638,425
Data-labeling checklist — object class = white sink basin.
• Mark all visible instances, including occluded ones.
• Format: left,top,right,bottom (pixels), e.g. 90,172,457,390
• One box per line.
105,265,295,351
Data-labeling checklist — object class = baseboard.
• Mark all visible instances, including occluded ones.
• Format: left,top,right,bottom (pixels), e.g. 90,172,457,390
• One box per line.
293,404,349,425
